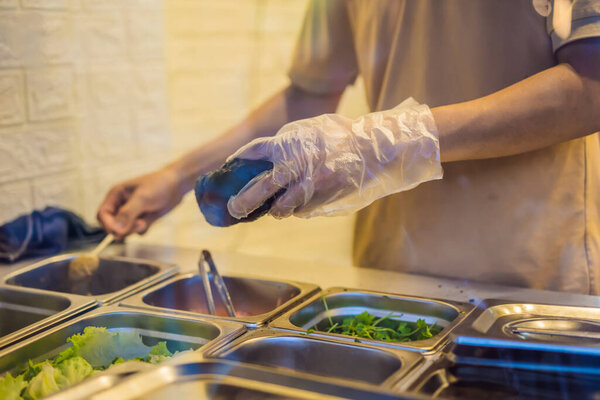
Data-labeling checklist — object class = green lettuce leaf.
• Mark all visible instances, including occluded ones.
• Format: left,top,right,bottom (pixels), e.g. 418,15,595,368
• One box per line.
55,356,93,387
22,361,43,382
23,363,62,400
61,327,151,369
149,341,172,357
15,327,181,399
0,373,27,400
111,357,124,366
147,341,173,364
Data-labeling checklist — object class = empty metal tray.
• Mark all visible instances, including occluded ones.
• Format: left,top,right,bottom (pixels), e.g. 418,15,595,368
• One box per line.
91,360,420,400
271,287,473,353
452,300,600,350
120,273,320,327
0,306,245,398
0,285,96,349
207,329,422,387
403,357,600,400
3,254,179,305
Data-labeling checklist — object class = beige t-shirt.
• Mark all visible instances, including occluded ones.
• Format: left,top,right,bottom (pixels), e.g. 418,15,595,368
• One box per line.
288,0,600,294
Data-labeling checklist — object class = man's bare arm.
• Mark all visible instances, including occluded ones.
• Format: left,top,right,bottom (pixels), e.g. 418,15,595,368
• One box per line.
98,84,342,237
168,85,344,193
435,38,600,162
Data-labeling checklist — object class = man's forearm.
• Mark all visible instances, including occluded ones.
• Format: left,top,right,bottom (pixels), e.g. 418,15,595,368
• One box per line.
434,39,600,163
166,84,343,193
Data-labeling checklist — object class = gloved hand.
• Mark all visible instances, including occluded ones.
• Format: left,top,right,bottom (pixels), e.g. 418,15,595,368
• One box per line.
227,97,443,220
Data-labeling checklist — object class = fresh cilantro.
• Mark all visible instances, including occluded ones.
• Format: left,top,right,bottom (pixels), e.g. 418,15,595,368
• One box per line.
317,297,442,342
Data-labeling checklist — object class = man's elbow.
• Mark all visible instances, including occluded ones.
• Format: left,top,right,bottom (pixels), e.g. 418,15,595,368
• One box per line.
557,37,600,132
579,69,600,133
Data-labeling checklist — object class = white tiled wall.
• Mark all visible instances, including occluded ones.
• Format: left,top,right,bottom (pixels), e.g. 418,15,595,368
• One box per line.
0,0,170,225
1,0,368,267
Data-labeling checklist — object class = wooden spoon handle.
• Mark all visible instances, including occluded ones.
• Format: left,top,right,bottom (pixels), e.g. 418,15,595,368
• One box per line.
90,233,114,257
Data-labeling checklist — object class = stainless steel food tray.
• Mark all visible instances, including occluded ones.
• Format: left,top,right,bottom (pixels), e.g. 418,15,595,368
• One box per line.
206,328,423,388
3,254,179,305
0,285,96,350
0,305,246,398
451,299,600,351
90,360,425,400
270,287,474,353
120,272,320,327
400,355,600,399
441,299,600,376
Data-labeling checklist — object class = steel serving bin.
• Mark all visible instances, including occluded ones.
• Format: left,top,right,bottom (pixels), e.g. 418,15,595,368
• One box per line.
388,299,600,399
398,354,600,399
440,299,600,373
3,254,179,305
120,272,320,327
270,287,474,353
0,285,96,350
90,360,424,400
0,305,245,399
205,328,423,388
451,299,600,345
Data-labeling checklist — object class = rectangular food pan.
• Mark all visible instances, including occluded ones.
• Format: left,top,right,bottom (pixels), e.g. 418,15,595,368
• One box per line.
3,254,179,305
401,357,600,400
0,306,245,399
120,272,320,327
91,360,424,400
453,299,600,345
206,329,422,388
270,287,474,353
0,285,96,350
446,299,600,369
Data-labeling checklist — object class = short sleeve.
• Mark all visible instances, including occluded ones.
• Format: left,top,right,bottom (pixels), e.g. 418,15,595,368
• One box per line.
548,0,600,51
288,0,359,94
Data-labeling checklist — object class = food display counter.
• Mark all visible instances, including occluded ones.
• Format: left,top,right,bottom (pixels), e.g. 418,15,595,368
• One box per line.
0,242,599,399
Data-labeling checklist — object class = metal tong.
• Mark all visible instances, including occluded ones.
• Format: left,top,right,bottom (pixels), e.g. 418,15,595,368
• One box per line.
197,249,236,317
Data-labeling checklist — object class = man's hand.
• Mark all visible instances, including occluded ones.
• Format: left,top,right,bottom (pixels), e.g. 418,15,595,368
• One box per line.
97,168,185,239
227,98,442,220
94,85,344,237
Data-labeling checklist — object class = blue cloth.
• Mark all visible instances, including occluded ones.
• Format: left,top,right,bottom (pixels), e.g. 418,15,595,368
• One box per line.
0,207,105,263
195,158,283,227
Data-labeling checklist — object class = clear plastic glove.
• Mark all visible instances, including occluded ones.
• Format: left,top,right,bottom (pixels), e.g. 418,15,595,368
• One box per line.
227,97,443,220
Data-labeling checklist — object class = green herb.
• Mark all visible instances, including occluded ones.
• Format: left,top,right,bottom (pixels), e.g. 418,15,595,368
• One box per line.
321,295,334,327
316,298,442,342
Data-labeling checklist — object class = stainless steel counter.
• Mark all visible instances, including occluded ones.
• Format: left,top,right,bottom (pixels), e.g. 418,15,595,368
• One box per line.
2,242,600,399
2,241,598,308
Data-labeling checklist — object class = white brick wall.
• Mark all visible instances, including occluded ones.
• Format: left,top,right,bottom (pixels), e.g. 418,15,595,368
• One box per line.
0,124,79,183
32,169,82,212
0,70,25,125
0,1,17,9
20,12,74,66
0,0,170,225
26,67,76,121
1,0,365,267
0,181,32,224
21,0,69,10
